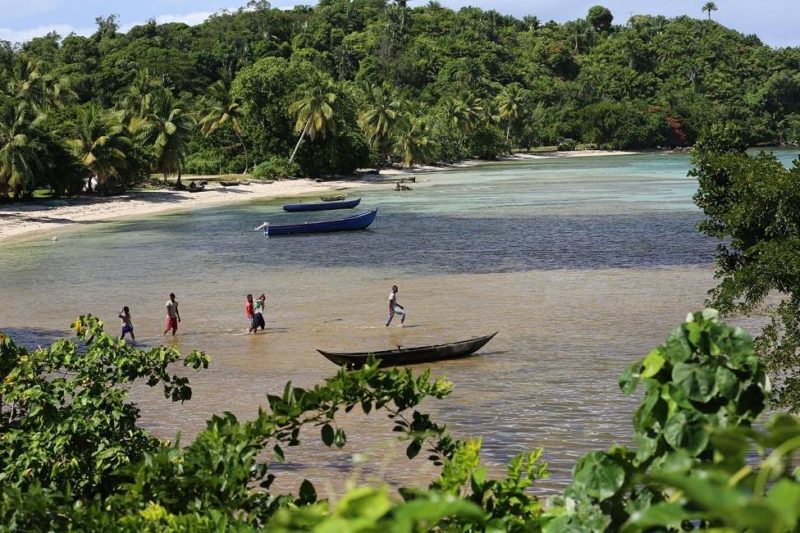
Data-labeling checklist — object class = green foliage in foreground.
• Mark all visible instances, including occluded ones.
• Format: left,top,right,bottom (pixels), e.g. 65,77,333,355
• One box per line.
3,311,800,531
692,126,800,412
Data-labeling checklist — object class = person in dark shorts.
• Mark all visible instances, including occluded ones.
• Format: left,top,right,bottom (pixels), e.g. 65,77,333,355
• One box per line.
163,293,181,336
253,294,266,331
119,306,135,342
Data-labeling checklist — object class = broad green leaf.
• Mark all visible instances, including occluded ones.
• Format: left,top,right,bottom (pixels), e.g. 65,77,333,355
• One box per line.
653,449,694,474
641,349,665,378
321,423,334,446
765,479,800,529
333,487,392,521
390,494,485,532
663,411,709,456
571,452,626,501
633,433,658,465
714,365,739,399
633,384,666,433
619,360,641,395
672,362,716,402
664,326,692,363
406,439,421,459
648,471,748,509
710,429,750,462
298,479,317,504
622,502,698,532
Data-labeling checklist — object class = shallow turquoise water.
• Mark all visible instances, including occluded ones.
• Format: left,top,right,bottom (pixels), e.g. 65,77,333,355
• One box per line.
0,150,797,493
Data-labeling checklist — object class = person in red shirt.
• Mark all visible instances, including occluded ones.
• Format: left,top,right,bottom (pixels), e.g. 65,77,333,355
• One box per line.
245,294,256,333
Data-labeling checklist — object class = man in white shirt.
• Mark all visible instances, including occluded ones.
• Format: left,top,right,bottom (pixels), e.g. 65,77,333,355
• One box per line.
385,285,406,327
163,292,181,336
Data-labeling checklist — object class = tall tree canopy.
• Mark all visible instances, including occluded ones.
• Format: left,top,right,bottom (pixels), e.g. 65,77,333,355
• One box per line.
0,1,798,196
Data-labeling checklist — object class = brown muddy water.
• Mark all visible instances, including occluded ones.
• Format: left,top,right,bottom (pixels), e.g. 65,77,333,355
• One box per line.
1,152,794,495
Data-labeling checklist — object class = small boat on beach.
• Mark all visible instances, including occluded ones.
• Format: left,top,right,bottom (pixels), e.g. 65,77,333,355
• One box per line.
261,208,377,236
317,332,498,368
320,194,347,201
219,180,241,187
283,198,361,212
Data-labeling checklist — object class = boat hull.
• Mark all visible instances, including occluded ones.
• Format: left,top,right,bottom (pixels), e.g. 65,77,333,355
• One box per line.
317,332,498,368
266,208,377,236
283,198,361,212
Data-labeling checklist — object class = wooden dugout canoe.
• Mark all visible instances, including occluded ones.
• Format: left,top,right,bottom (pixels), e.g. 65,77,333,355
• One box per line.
317,332,498,368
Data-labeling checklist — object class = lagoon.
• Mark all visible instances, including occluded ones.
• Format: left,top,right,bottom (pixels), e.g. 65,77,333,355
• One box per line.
1,150,797,493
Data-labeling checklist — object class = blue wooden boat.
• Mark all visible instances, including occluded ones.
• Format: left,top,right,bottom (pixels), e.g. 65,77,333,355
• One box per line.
283,198,361,212
263,208,377,236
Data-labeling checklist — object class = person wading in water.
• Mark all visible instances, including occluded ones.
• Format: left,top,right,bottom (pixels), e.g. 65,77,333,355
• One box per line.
163,293,181,336
385,285,406,327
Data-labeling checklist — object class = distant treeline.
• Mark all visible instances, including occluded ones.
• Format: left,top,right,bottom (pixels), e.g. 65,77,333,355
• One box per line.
1,0,799,198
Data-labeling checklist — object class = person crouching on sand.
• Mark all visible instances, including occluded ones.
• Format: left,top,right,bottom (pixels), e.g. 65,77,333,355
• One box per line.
119,306,135,342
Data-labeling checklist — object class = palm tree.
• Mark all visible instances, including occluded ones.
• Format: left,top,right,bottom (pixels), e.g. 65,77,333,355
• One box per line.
198,79,249,173
3,58,75,111
359,84,403,164
393,115,431,168
67,104,132,193
702,2,718,20
496,84,528,141
446,97,481,134
472,96,497,127
288,82,337,165
0,102,46,199
115,69,162,124
131,87,196,186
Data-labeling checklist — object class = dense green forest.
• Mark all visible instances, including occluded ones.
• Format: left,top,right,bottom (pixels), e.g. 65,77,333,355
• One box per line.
1,0,799,198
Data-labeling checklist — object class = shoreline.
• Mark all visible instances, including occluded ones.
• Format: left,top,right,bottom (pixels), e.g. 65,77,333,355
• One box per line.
0,149,653,245
0,178,368,245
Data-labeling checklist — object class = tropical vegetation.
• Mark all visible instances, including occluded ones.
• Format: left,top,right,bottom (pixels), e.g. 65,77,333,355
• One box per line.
692,124,800,415
0,2,798,198
3,310,799,530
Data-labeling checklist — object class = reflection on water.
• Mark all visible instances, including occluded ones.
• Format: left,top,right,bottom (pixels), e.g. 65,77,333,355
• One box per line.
0,152,793,495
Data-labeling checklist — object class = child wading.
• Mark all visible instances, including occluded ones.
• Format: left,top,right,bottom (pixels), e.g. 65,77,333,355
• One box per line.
119,306,135,342
253,294,266,332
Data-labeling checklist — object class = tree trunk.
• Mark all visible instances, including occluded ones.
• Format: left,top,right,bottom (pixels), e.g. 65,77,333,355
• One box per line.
236,129,249,174
289,116,312,165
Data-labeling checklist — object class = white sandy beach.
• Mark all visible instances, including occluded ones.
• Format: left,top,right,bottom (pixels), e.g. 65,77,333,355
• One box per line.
504,149,640,160
0,150,646,245
378,149,641,176
0,178,366,244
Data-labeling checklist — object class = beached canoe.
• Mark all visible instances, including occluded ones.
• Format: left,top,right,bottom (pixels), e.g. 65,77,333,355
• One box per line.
219,180,240,186
263,208,377,236
320,194,347,201
283,198,361,212
317,332,498,368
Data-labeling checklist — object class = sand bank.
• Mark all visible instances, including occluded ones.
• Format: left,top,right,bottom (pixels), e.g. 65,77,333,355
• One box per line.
376,149,643,177
503,149,640,160
0,178,365,245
